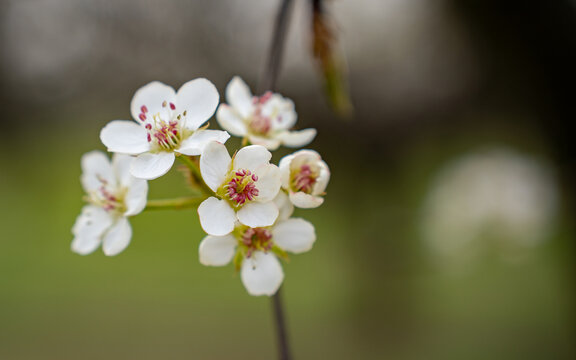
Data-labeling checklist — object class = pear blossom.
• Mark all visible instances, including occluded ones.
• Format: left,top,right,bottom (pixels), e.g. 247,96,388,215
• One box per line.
216,76,316,150
198,142,281,236
421,148,558,267
279,149,330,208
100,79,230,180
71,151,148,256
199,193,315,296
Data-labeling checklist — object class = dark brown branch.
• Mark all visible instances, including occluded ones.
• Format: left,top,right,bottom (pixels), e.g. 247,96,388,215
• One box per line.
259,0,295,93
272,287,291,360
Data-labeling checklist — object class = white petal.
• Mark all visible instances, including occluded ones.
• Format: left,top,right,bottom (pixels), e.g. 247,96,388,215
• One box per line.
71,235,101,256
102,217,132,256
264,95,297,130
289,192,324,209
198,197,236,236
241,251,284,296
290,149,322,162
237,201,278,228
273,191,294,221
216,104,248,136
275,101,297,130
112,153,135,188
199,235,237,266
247,135,281,151
200,141,231,192
312,160,330,195
277,129,317,148
261,94,287,118
278,154,295,190
130,81,176,123
226,76,254,119
130,152,175,180
100,120,150,155
272,218,316,254
123,179,148,216
72,205,113,237
233,145,271,172
177,130,230,156
176,78,220,130
71,206,113,255
254,164,281,202
80,151,114,193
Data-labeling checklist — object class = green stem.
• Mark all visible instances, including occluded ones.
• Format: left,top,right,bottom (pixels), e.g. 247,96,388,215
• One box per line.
177,155,214,196
145,196,206,211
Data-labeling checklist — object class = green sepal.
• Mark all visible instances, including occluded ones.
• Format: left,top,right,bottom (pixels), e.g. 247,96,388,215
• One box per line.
233,249,245,272
271,245,289,262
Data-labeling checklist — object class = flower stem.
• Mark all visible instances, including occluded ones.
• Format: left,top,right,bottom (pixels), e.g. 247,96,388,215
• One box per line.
145,196,206,211
272,287,291,360
177,155,214,196
261,1,295,359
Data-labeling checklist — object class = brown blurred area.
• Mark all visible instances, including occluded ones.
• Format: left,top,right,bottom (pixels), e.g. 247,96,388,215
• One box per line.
1,1,575,359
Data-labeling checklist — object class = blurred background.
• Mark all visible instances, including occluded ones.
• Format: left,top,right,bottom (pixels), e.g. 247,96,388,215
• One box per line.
1,0,575,359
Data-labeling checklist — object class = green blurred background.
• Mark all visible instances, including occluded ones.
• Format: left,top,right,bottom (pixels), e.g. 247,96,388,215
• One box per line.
1,1,574,359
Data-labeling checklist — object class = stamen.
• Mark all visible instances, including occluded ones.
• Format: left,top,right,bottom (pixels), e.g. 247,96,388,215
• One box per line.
293,164,317,193
259,91,273,104
225,169,259,206
241,227,273,257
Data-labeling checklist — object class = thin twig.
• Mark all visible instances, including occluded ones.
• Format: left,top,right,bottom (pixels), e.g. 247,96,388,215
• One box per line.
177,155,214,196
260,1,296,359
145,196,206,211
259,0,295,93
272,287,291,360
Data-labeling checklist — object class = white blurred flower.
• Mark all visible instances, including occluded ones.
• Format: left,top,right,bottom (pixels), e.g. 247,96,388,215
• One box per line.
100,79,229,180
199,193,315,296
421,148,558,265
72,151,148,256
279,150,330,208
216,76,316,150
198,142,281,236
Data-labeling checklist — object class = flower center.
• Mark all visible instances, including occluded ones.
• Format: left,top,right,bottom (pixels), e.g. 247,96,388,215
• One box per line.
137,101,189,151
241,227,273,258
89,176,126,214
248,92,273,136
291,164,318,193
223,169,259,206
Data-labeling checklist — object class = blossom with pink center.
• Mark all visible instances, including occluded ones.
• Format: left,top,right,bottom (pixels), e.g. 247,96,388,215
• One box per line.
216,76,317,150
279,149,330,208
71,151,148,256
198,192,315,296
100,79,230,180
197,142,282,236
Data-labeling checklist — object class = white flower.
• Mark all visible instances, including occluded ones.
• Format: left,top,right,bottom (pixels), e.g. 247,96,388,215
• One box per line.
198,142,281,236
71,151,148,256
100,79,230,180
279,149,330,208
199,193,315,296
216,76,316,150
421,148,558,267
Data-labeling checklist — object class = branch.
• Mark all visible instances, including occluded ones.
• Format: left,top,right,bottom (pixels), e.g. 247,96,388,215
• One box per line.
259,0,295,93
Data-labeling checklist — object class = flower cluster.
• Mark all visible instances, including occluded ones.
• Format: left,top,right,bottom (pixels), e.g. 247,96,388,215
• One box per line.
72,77,330,296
